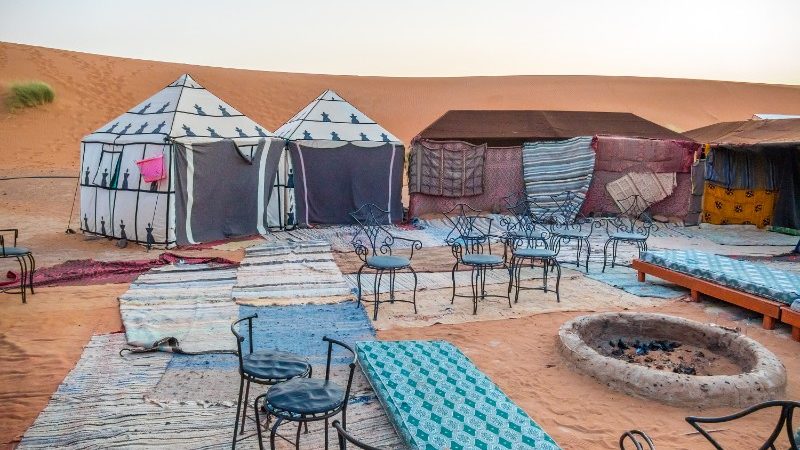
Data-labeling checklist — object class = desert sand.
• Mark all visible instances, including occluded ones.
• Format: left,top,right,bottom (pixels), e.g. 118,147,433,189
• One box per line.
2,42,800,448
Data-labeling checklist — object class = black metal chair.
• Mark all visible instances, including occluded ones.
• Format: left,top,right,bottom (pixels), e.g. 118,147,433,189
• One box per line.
619,430,656,450
0,228,35,303
444,204,510,315
350,203,422,320
601,194,655,272
231,314,312,449
332,420,383,450
547,191,602,273
505,199,561,303
686,400,800,449
255,336,357,450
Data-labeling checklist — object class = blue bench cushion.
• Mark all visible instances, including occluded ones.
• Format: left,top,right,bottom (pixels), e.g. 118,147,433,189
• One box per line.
610,232,647,240
368,255,411,269
641,250,800,305
356,340,561,450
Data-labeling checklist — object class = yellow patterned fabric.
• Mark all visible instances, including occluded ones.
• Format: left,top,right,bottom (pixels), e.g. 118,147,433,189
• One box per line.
702,182,777,228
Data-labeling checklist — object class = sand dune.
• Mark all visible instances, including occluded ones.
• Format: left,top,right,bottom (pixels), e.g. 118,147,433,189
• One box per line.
2,41,800,174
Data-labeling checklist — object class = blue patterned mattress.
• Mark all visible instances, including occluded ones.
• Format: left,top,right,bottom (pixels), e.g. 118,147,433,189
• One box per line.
356,340,561,450
640,250,800,305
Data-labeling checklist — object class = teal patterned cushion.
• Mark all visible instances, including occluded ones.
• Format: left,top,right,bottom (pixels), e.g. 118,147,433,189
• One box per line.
641,250,800,305
356,340,561,450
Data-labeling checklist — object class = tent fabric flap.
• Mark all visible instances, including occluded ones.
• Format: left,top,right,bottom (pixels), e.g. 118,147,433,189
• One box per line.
408,140,486,197
173,138,281,245
522,137,595,221
289,142,403,225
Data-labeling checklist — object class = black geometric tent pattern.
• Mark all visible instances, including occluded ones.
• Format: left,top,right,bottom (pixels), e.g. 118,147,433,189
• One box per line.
85,74,273,144
274,89,400,143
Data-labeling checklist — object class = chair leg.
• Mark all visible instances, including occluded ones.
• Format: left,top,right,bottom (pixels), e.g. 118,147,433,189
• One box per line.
470,266,478,315
233,376,245,448
450,262,458,304
356,264,366,308
324,417,329,450
575,238,582,268
602,240,612,273
584,238,591,273
543,258,549,292
269,416,284,450
515,261,522,304
373,269,381,321
296,421,302,449
388,269,395,303
26,253,35,294
240,379,251,434
409,266,418,314
611,240,619,269
507,256,515,297
554,259,561,303
16,256,26,304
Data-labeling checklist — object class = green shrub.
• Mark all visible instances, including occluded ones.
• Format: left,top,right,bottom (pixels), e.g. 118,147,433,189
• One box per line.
6,81,55,110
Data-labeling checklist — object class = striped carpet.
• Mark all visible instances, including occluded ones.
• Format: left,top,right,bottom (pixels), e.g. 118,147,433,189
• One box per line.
522,137,595,222
119,263,239,352
233,241,353,305
19,333,404,449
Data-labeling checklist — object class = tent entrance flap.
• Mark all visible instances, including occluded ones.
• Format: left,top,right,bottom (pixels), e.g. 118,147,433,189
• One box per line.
289,141,404,225
173,138,281,245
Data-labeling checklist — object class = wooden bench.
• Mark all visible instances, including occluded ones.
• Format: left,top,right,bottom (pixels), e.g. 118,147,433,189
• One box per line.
780,307,800,341
632,259,783,331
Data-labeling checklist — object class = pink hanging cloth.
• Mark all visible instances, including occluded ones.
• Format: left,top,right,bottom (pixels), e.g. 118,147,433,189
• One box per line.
136,155,166,183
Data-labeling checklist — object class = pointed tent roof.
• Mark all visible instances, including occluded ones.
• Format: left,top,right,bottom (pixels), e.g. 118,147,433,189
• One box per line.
274,89,400,143
83,74,273,145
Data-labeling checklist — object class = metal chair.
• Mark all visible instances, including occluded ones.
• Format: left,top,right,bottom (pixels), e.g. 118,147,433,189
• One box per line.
443,204,510,315
505,199,561,303
547,191,602,273
350,203,422,320
332,420,383,450
0,228,35,303
686,400,800,449
619,430,656,449
255,336,357,450
601,194,655,272
231,314,312,449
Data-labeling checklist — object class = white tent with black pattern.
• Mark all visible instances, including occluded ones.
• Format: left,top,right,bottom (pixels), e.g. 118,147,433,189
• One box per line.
79,74,284,247
271,89,404,227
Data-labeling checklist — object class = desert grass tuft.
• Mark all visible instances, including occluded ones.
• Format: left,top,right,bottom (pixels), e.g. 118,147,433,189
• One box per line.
6,81,55,110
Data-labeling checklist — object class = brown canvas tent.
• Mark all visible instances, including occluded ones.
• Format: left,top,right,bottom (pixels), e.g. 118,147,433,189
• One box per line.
685,119,800,230
408,110,698,219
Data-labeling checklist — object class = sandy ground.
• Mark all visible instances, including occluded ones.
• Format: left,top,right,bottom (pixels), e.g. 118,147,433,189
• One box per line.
0,284,125,447
379,300,800,450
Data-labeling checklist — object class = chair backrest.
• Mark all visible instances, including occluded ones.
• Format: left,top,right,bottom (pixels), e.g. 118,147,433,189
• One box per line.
503,199,551,249
0,228,19,257
686,400,800,449
606,194,655,236
323,336,357,410
332,420,384,450
350,203,397,260
230,314,257,372
619,430,656,450
442,204,494,255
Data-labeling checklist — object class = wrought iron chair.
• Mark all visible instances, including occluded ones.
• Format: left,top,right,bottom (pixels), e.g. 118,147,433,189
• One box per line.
505,199,561,303
255,336,357,450
619,430,656,449
0,228,35,303
231,314,312,449
601,194,655,272
444,204,510,315
332,420,383,450
547,191,602,273
685,400,800,449
350,203,422,320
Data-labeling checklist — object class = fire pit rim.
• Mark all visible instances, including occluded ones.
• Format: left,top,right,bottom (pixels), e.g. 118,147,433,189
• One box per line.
557,312,787,408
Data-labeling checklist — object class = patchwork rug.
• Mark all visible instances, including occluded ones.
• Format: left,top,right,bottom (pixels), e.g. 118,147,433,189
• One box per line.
119,263,238,352
233,241,352,305
357,340,561,450
20,333,404,449
586,266,686,299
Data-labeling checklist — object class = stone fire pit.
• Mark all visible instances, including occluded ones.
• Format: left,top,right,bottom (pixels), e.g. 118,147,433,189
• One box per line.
557,312,786,408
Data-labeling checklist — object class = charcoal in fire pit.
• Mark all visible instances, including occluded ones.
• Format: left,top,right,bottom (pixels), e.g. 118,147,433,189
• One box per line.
673,364,697,375
635,343,649,356
616,339,629,350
